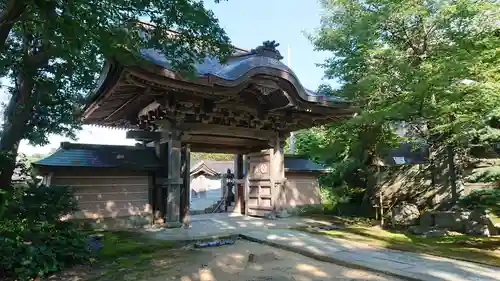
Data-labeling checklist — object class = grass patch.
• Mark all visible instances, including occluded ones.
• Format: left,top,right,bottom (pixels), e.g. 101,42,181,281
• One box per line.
65,230,186,281
490,213,500,225
299,215,500,267
94,230,176,260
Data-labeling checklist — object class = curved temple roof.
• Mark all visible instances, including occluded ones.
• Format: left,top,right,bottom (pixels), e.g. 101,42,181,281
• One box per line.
82,40,353,152
138,40,347,105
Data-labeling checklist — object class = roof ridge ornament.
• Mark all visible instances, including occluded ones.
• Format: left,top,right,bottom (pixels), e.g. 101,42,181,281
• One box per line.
249,40,283,60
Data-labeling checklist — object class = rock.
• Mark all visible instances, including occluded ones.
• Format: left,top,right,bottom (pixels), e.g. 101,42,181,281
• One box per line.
247,253,255,263
247,252,280,263
265,212,277,220
312,224,345,231
419,212,434,227
391,203,420,226
408,225,428,235
466,209,497,236
320,224,345,230
424,228,450,238
408,226,449,237
466,221,491,237
276,209,291,218
469,209,488,223
433,211,469,232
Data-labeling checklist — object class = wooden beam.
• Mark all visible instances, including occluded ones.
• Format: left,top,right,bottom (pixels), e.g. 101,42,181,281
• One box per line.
189,143,267,154
182,134,268,146
178,123,276,140
126,130,162,140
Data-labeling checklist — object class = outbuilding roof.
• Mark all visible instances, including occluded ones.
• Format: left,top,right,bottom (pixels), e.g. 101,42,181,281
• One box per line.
34,142,328,173
33,142,160,171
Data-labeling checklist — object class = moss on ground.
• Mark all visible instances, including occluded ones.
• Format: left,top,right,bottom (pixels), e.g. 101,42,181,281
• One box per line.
47,230,188,281
298,215,500,267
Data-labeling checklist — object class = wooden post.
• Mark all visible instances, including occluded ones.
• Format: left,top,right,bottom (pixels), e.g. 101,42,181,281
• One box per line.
234,154,245,214
271,134,286,212
165,130,182,227
180,144,191,225
147,172,155,225
154,141,168,223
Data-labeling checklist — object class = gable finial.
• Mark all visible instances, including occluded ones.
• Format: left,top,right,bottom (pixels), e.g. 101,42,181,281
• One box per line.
249,40,283,60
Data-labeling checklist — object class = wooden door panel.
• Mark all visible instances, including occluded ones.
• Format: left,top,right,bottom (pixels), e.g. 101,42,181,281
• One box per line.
246,150,273,217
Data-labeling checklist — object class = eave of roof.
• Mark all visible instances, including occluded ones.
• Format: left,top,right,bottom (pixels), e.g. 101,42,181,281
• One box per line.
284,155,329,173
83,38,351,116
34,143,330,174
33,142,160,171
189,161,219,176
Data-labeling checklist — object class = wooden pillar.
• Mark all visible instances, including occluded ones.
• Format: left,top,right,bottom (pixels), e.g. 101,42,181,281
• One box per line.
165,130,182,226
234,154,245,215
271,134,286,212
154,141,168,223
180,144,191,224
147,172,155,225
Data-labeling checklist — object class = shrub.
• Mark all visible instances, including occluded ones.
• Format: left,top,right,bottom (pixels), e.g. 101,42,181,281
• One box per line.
457,188,500,215
302,185,373,217
466,166,500,183
0,184,91,281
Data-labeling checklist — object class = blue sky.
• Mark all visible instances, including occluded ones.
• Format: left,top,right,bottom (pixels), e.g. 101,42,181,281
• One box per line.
15,0,333,155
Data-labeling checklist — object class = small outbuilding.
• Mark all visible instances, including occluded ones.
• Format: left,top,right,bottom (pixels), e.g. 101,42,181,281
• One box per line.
33,142,327,221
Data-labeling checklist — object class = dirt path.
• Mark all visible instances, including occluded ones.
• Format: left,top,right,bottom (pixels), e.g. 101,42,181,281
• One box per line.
51,240,404,281
168,240,404,281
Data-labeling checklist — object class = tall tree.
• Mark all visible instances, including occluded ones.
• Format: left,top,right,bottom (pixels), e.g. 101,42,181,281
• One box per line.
310,0,500,201
0,0,232,188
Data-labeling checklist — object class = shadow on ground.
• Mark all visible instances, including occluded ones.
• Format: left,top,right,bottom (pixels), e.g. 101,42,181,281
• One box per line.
47,240,402,281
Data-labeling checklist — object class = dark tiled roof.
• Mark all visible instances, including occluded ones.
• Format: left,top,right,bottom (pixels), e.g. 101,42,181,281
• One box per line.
189,161,220,176
34,143,327,173
138,45,347,105
33,142,160,171
191,156,327,175
191,160,235,175
380,143,429,166
284,156,328,172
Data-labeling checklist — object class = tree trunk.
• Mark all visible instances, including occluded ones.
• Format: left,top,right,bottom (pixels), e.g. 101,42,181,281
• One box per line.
0,71,35,188
0,0,26,53
447,144,458,203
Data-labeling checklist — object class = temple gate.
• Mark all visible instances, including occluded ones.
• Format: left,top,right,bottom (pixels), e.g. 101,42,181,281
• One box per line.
81,40,353,226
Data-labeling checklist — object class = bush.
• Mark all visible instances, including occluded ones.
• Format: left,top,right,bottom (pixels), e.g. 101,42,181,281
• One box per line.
466,166,500,183
0,184,91,281
302,185,373,217
457,188,500,215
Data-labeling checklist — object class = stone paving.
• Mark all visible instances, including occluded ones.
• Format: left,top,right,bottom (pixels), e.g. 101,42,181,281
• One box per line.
148,214,500,281
242,229,500,281
146,213,318,240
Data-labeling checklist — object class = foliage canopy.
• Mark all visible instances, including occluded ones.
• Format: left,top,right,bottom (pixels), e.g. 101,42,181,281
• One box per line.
300,0,500,185
0,0,232,187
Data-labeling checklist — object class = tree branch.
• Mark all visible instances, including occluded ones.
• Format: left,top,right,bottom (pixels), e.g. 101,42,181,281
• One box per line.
0,0,26,52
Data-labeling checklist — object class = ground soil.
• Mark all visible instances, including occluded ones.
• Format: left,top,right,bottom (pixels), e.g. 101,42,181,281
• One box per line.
49,240,403,281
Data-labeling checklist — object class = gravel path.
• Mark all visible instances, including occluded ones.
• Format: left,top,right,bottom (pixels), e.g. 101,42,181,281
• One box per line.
158,240,404,281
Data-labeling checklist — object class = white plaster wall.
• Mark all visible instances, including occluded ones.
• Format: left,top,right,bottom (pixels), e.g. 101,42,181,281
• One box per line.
190,174,223,211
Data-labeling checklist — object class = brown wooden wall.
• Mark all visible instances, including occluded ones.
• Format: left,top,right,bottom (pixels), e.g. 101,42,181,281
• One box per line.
48,167,152,219
278,172,321,208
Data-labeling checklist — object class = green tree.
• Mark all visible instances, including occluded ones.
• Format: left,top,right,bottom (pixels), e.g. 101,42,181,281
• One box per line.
0,0,232,188
310,0,500,202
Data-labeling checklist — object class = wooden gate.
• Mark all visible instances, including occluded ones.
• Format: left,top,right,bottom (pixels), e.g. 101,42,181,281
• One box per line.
246,151,273,217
